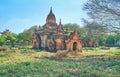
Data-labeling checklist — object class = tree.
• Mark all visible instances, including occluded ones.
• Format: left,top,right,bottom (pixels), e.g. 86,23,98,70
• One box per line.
84,20,106,37
18,25,38,45
0,33,18,46
63,23,81,37
6,33,18,47
0,34,7,46
83,20,106,46
83,0,120,32
105,35,117,46
63,23,80,32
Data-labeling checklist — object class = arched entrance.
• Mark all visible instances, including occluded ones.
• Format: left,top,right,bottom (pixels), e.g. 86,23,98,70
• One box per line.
73,42,77,51
38,34,41,49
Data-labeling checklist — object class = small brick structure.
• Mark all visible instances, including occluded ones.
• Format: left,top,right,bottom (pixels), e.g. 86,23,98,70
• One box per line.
66,30,82,52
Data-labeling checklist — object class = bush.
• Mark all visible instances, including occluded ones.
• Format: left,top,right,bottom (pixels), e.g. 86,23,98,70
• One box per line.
100,47,110,50
0,46,7,51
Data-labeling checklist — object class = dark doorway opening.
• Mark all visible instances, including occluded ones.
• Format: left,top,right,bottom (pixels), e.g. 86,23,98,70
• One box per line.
73,42,77,51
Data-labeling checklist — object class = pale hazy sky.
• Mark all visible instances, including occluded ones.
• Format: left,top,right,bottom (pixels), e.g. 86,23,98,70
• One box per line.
0,0,88,34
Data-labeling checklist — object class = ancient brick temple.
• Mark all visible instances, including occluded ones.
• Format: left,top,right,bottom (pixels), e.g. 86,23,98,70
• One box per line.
32,8,82,52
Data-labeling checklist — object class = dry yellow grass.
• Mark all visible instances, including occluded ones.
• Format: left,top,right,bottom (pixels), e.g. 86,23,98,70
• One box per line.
29,47,120,59
29,50,83,59
3,47,118,61
30,51,55,59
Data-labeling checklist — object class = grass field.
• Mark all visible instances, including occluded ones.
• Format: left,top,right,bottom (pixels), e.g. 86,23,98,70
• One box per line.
0,47,120,77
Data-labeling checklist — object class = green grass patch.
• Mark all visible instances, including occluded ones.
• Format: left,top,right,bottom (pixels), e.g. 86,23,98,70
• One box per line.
0,47,120,77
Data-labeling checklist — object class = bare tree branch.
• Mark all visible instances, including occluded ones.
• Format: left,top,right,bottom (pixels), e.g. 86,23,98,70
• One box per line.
83,0,120,32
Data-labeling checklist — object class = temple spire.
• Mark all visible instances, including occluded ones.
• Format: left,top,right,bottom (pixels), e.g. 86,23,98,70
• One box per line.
50,7,53,14
59,19,62,25
46,7,56,24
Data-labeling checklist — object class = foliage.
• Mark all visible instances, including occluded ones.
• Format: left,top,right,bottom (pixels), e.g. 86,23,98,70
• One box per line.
63,23,80,32
82,20,107,46
0,34,7,46
18,25,38,45
63,23,86,39
6,33,18,47
0,33,17,46
83,0,120,32
106,34,118,46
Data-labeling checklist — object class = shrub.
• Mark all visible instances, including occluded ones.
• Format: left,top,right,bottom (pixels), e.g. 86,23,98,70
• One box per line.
0,46,7,51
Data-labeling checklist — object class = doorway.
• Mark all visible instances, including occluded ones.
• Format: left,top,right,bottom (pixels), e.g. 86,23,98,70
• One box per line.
73,42,77,51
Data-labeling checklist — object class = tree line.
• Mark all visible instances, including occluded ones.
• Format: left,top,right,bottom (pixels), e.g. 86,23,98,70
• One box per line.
0,23,120,47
